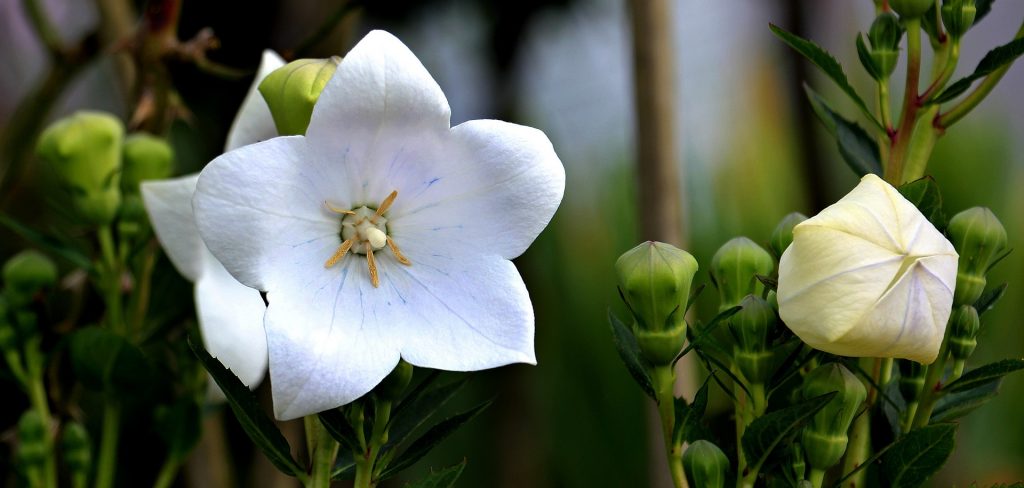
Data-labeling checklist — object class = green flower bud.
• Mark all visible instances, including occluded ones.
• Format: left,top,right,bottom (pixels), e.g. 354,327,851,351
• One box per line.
37,111,124,225
121,133,174,194
682,440,730,488
730,295,777,384
3,250,57,306
947,207,1007,306
890,0,934,17
376,359,414,401
941,0,976,38
770,212,807,258
118,194,148,237
710,237,773,311
259,57,341,136
801,363,866,470
616,241,698,365
898,359,926,403
18,410,46,444
869,12,903,50
61,422,92,473
948,304,979,361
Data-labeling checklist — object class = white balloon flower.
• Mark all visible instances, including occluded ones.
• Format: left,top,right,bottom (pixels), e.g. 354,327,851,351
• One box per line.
192,31,566,420
777,174,958,364
141,50,285,396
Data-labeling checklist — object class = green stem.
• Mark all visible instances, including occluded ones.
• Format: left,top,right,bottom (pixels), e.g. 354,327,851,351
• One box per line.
652,366,685,488
354,398,392,488
97,225,124,334
921,41,960,102
878,79,893,131
130,245,157,337
939,19,1024,128
902,401,919,433
808,468,826,488
23,339,56,488
308,417,339,488
886,16,922,184
911,339,950,429
841,357,875,487
152,457,179,488
93,402,121,488
21,0,62,56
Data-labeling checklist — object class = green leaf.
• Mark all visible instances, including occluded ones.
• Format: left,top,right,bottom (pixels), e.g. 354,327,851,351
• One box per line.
933,37,1024,104
608,310,656,400
404,460,467,488
672,377,711,445
930,379,1001,422
880,423,957,488
974,283,1008,316
804,85,882,177
386,376,471,450
379,400,491,479
0,213,92,271
188,337,304,477
70,327,153,393
741,392,836,472
943,359,1024,393
318,409,362,454
155,398,201,462
898,177,946,230
675,306,741,363
331,455,356,480
975,0,995,25
856,33,881,80
770,23,883,131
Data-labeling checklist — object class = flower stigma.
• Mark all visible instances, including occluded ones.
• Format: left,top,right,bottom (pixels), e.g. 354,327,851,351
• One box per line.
323,190,411,287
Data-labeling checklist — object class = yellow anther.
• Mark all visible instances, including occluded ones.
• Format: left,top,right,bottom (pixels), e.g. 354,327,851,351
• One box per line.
324,201,355,215
366,243,380,287
376,190,398,217
324,239,353,268
387,236,411,266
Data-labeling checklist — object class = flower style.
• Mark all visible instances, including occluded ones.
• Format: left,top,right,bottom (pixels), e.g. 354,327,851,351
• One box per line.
192,31,565,420
141,50,285,396
776,174,958,364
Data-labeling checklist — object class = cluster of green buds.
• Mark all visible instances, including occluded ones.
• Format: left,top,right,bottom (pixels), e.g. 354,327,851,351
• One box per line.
119,133,174,237
682,440,730,488
710,237,773,312
614,241,698,365
37,112,125,226
1,251,57,347
16,411,48,473
941,0,977,39
259,57,341,136
61,422,92,485
800,363,866,474
859,12,904,80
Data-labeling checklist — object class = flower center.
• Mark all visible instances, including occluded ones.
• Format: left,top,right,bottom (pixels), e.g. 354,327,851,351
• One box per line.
323,190,411,288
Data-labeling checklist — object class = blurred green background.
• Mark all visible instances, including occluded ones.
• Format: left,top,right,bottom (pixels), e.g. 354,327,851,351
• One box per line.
1,0,1022,486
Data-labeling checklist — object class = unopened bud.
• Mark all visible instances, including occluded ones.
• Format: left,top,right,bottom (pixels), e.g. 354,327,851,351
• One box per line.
61,422,92,473
682,440,730,488
890,0,934,18
37,111,124,225
17,412,47,467
948,304,979,361
941,0,976,38
3,250,57,307
770,212,807,258
730,295,777,384
122,133,174,194
711,237,773,311
869,12,903,50
898,359,926,403
259,57,340,136
376,360,414,401
801,363,866,470
947,207,1006,306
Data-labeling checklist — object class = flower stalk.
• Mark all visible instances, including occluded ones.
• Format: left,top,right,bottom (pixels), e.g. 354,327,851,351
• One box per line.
652,365,686,488
886,16,922,184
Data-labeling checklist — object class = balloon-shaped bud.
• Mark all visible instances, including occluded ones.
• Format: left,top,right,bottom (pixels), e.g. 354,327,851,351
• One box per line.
770,212,808,258
3,250,57,307
941,0,976,38
376,359,414,401
259,57,341,136
17,411,47,466
121,133,174,194
37,111,124,225
869,12,904,50
890,0,934,17
61,421,92,473
898,359,926,403
616,241,698,364
682,440,730,488
947,304,980,361
730,295,777,384
801,363,866,470
710,237,773,312
947,207,1006,306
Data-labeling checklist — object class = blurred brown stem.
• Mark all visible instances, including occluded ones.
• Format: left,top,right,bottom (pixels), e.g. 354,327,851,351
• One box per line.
95,0,137,106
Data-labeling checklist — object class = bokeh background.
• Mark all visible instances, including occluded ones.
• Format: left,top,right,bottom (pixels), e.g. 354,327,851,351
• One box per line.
1,0,1023,486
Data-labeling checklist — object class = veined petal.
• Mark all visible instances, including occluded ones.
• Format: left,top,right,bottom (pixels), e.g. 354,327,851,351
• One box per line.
195,256,268,390
193,136,341,291
225,50,285,151
389,119,565,259
141,175,203,282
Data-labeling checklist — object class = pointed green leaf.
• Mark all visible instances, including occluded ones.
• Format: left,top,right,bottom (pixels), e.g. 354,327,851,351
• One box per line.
856,33,881,80
318,409,362,454
188,337,304,477
943,359,1024,393
880,423,957,487
386,376,471,450
931,379,1001,423
404,460,467,488
975,0,994,24
741,392,836,472
933,38,1024,104
804,85,882,177
673,377,711,445
675,305,741,363
770,23,883,131
898,177,946,230
608,310,656,400
379,400,491,479
974,283,1008,316
331,452,356,480
0,214,92,271
70,327,153,393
